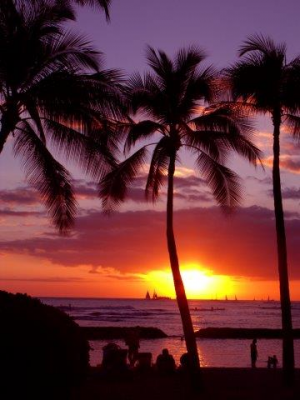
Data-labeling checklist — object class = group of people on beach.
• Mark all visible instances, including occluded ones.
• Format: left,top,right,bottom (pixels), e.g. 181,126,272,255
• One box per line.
250,339,278,369
102,329,190,373
124,329,178,373
103,332,279,372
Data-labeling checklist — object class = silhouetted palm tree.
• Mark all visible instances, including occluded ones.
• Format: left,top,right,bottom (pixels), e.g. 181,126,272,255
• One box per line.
73,0,112,20
0,0,122,233
99,46,260,377
225,35,300,384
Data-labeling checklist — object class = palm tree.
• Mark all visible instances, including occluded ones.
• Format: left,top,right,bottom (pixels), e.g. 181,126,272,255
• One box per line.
224,35,300,384
99,46,260,379
0,0,122,233
73,0,112,20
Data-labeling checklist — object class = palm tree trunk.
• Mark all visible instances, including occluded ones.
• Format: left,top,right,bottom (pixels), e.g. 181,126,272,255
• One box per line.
272,112,294,385
166,152,201,385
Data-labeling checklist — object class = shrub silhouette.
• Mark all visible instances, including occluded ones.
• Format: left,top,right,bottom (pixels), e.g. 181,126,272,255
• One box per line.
0,291,89,399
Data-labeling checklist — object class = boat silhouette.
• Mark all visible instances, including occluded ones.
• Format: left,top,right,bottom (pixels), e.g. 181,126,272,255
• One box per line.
145,290,171,300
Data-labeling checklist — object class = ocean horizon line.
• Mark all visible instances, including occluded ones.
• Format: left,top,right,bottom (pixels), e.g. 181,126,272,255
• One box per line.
37,296,299,302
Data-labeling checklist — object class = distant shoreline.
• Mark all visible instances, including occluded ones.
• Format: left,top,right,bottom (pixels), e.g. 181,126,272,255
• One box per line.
39,297,300,302
81,326,300,340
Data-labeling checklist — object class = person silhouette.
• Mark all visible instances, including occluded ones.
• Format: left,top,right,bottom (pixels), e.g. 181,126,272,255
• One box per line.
267,355,278,368
156,349,176,374
124,328,140,367
250,339,258,368
179,352,190,371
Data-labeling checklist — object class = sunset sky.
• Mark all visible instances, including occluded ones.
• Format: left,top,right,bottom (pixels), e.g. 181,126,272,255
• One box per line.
1,0,300,299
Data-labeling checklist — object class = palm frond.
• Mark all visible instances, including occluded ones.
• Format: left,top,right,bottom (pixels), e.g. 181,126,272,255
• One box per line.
44,118,116,180
177,66,217,117
24,101,46,144
284,114,300,138
188,105,261,165
14,121,77,233
124,120,164,154
125,72,160,116
27,70,123,124
145,137,170,201
239,34,285,58
146,46,174,79
22,31,101,92
281,62,300,112
195,151,242,207
175,46,206,78
74,0,111,21
99,146,148,211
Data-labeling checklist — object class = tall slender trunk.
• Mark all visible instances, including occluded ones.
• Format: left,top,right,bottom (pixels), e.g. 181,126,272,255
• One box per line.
166,152,201,385
272,111,294,385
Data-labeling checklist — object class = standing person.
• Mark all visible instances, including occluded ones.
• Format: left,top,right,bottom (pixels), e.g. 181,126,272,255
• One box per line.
125,328,140,367
250,339,258,368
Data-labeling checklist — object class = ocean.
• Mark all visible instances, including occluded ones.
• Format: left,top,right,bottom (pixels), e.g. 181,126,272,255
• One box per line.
41,298,300,368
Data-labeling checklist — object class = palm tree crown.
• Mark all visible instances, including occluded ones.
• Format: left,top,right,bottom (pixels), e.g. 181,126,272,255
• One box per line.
0,0,122,233
100,46,260,209
225,34,300,122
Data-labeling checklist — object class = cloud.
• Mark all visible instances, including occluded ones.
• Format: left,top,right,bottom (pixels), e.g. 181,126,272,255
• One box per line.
0,209,41,217
280,157,300,174
246,176,272,185
0,277,86,283
1,205,300,280
0,187,40,205
262,155,300,174
88,265,143,282
281,187,300,200
74,181,98,199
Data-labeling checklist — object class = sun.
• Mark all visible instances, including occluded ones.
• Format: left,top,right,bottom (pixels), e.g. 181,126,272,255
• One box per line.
181,269,212,296
145,264,234,299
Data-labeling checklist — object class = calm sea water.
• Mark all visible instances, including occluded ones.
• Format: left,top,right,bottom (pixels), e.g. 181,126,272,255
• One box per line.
41,298,300,368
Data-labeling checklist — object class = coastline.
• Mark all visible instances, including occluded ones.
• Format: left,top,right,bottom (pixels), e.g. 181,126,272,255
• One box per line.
82,326,300,340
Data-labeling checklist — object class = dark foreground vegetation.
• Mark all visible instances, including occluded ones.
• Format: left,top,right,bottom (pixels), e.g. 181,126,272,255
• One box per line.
0,291,89,400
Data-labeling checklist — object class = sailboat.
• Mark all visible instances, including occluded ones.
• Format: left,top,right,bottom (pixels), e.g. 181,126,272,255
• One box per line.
145,290,171,300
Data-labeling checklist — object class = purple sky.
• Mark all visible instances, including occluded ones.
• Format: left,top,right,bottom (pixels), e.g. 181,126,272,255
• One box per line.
1,0,300,298
75,0,300,72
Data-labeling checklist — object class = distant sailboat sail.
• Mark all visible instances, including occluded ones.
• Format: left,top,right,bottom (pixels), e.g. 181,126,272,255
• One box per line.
144,290,171,300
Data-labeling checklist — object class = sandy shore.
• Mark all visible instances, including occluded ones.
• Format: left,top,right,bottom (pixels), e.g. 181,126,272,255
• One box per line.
72,368,300,400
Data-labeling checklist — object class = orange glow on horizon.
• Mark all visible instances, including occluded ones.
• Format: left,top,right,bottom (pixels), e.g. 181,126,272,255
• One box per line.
1,253,300,300
144,264,235,299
